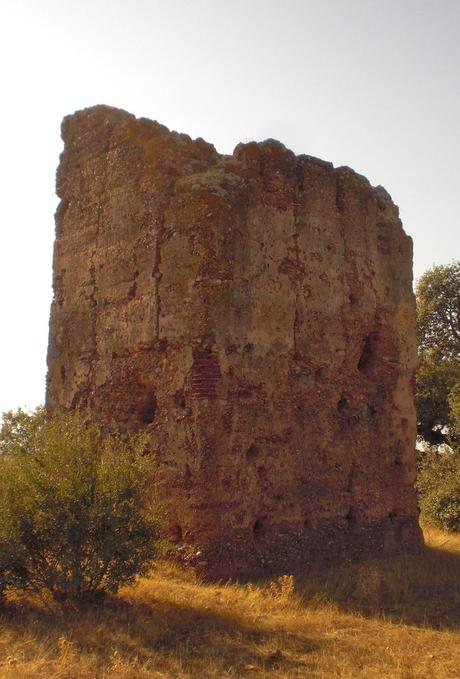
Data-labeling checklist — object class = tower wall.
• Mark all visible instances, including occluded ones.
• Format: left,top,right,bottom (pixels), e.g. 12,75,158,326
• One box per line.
47,106,422,578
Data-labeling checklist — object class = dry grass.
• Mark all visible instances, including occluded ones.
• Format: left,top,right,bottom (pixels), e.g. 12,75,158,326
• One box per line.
0,527,459,678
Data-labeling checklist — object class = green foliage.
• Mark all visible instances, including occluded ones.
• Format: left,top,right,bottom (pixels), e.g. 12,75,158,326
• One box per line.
417,447,460,532
416,261,460,444
416,261,460,360
0,408,161,606
0,406,47,456
415,262,460,527
448,382,460,435
416,352,460,444
0,513,27,604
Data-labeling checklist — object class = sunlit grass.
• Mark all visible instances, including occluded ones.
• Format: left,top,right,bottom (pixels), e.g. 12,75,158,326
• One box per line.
0,527,459,678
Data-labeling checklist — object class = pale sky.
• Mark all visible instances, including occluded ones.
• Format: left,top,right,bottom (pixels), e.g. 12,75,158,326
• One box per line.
0,0,459,414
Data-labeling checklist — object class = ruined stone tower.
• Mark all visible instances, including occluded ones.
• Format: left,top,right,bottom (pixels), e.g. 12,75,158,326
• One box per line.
47,105,422,578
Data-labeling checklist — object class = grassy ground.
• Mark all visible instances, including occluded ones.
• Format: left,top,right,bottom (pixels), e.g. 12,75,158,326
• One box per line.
0,527,459,678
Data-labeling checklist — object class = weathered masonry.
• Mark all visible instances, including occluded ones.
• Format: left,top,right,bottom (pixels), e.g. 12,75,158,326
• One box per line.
47,105,423,578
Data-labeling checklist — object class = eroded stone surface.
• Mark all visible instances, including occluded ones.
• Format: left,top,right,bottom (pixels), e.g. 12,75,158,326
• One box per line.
47,105,423,578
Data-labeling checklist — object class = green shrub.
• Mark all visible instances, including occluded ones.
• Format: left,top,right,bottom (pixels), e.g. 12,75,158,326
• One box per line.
417,446,460,532
0,408,161,605
0,535,21,605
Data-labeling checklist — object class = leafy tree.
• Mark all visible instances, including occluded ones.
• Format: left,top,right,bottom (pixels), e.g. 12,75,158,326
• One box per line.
416,352,460,444
416,261,460,531
416,261,460,443
417,447,460,532
417,260,460,360
0,406,46,456
448,383,460,442
0,409,161,606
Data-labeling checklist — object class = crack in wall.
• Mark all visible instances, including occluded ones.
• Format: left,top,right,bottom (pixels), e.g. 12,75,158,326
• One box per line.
152,215,164,339
84,202,102,409
292,160,305,355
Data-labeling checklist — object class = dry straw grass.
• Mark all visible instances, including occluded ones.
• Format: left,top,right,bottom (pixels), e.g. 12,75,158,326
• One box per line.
0,526,459,678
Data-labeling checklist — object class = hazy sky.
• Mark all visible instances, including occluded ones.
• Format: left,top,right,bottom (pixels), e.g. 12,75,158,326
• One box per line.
0,0,459,414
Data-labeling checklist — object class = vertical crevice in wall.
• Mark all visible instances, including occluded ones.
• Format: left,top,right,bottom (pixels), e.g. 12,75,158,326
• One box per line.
152,215,164,340
292,161,304,356
139,391,157,424
253,516,268,543
358,331,379,377
86,203,102,409
335,172,356,374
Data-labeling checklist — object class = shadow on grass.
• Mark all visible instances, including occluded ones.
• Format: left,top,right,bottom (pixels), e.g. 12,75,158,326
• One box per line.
1,588,320,677
2,529,457,675
296,540,460,630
